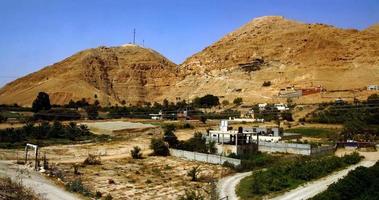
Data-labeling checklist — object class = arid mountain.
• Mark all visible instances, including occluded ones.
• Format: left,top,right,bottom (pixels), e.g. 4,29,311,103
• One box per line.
1,16,379,106
0,44,178,106
165,16,379,104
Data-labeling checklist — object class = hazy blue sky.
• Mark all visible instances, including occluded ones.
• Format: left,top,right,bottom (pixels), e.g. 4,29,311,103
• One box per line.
0,0,378,86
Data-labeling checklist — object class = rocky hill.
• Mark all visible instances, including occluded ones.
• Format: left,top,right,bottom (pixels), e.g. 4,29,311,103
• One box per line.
166,16,379,104
0,44,178,106
1,16,379,106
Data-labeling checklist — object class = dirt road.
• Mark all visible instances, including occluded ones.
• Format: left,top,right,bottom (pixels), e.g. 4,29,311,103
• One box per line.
270,160,376,200
0,160,80,200
217,171,252,200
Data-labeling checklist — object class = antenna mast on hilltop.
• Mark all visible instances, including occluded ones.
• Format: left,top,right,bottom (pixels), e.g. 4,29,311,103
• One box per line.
133,28,136,44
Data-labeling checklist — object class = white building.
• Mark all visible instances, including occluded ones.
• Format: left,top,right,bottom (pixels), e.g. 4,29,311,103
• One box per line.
367,85,379,91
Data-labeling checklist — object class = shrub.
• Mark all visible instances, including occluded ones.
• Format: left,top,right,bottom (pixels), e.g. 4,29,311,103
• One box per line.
162,124,179,148
131,146,143,159
179,190,205,200
0,114,7,123
83,154,101,165
200,116,207,124
104,194,113,200
34,108,81,121
233,97,243,105
262,81,271,87
187,165,201,181
222,100,230,107
65,179,92,197
150,138,170,156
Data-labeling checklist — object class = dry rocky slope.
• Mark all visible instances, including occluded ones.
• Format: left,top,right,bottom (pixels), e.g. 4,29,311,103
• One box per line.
1,16,379,106
0,44,178,106
169,16,379,103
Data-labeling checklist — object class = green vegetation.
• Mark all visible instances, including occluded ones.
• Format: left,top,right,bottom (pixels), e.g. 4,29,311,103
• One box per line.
286,127,338,138
311,161,379,200
187,165,201,181
150,138,170,156
179,190,205,200
222,100,230,107
193,94,220,108
237,153,362,200
0,177,40,200
131,146,143,159
310,94,379,125
65,178,93,197
233,97,243,106
33,108,81,121
32,92,52,112
0,121,107,148
228,152,281,172
262,81,271,87
0,113,7,123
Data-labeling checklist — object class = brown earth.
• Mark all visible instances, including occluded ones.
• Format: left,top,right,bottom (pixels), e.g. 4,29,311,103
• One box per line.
0,44,178,106
1,16,379,106
167,16,379,104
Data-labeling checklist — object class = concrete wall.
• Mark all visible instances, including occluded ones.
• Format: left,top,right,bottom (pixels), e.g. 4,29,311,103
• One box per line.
259,142,311,155
259,142,335,156
169,149,241,166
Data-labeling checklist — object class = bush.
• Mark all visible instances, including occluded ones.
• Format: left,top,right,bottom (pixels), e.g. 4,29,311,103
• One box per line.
150,138,170,156
312,161,379,200
131,146,143,159
0,177,40,200
0,114,7,123
162,124,179,148
104,194,113,200
262,81,271,87
233,97,243,105
187,165,201,181
34,108,81,121
83,154,101,165
237,153,363,199
179,190,205,200
65,179,92,197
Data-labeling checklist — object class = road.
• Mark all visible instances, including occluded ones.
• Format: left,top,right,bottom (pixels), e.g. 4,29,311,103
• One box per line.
270,160,376,200
217,171,252,200
0,160,80,200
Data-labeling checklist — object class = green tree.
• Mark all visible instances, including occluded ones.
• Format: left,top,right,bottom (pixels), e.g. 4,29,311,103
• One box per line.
85,104,99,120
222,100,230,107
162,124,178,148
233,97,243,106
32,92,51,112
150,138,170,156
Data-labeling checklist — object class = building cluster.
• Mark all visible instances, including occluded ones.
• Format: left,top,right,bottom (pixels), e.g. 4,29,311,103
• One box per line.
205,120,300,155
278,85,324,98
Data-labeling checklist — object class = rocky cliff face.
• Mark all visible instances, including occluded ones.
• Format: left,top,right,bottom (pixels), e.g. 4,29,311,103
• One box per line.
166,16,379,103
0,45,178,106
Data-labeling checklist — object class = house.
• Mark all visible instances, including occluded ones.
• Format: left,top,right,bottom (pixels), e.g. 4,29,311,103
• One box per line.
149,111,163,120
205,120,285,155
274,103,289,111
367,85,379,91
258,103,267,111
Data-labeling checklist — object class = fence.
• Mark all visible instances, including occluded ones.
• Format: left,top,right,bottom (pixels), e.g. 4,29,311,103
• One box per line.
258,142,335,156
169,149,241,166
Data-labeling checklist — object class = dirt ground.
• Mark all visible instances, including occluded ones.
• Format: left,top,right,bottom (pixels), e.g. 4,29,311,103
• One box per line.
54,156,232,200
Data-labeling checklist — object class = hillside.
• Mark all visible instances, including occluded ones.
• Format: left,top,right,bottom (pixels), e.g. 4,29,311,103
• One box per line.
166,16,379,104
1,16,379,106
0,45,178,106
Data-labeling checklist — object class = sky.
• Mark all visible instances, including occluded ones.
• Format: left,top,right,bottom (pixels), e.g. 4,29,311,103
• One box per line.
0,0,379,86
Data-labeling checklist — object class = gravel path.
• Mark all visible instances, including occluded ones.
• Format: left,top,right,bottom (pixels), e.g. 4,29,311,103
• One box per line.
270,160,376,200
217,171,252,200
0,161,80,200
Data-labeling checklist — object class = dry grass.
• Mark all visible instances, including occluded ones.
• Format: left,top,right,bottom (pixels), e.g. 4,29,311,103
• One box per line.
54,156,232,200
